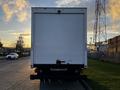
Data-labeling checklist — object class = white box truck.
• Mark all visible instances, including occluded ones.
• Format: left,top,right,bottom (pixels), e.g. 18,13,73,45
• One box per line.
30,7,87,80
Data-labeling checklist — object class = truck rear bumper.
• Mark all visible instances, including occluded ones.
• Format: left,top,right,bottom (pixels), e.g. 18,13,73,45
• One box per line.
30,64,85,80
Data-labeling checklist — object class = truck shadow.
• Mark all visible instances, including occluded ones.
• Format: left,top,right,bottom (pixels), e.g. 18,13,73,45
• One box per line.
39,79,109,90
39,79,86,90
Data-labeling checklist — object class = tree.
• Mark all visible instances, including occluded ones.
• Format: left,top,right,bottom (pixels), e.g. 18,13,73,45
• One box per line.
0,42,3,48
0,41,3,55
16,34,24,57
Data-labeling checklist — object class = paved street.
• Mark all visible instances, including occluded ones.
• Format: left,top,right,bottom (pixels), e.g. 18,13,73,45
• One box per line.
0,57,85,90
0,57,40,90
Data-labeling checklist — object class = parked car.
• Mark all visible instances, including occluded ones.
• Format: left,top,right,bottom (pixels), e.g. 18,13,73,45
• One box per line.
6,53,19,59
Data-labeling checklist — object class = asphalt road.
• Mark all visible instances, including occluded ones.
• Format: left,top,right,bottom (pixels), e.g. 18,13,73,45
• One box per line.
0,57,85,90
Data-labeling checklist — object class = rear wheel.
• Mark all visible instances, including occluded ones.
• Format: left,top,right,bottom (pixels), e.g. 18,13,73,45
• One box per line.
8,56,11,60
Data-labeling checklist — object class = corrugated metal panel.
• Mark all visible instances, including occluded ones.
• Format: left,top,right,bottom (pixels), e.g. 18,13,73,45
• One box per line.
32,7,87,66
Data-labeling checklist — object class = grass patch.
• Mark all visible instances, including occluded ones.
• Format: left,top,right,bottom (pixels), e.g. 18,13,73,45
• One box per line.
84,59,120,90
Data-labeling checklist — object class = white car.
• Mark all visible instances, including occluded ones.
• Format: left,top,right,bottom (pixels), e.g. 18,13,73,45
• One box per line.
6,53,19,59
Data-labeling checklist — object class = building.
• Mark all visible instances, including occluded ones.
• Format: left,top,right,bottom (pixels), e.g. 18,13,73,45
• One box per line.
108,35,120,59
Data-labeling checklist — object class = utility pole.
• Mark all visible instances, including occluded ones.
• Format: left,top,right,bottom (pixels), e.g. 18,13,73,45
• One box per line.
94,0,107,51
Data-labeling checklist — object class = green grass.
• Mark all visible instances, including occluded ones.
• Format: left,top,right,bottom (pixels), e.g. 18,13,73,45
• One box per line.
84,59,120,90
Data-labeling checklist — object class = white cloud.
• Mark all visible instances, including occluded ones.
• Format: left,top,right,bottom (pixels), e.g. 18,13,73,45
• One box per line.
15,0,28,11
2,3,13,21
1,0,30,22
17,11,29,22
55,0,81,6
10,28,31,36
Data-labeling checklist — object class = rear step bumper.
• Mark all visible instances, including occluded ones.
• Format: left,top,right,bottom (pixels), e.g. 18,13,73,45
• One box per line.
30,69,86,80
30,64,85,80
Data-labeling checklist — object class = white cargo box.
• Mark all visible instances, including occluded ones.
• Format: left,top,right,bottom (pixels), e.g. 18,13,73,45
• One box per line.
31,7,87,67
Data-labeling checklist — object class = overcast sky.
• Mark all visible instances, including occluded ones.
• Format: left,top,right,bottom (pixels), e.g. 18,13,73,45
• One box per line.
0,0,120,47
